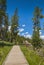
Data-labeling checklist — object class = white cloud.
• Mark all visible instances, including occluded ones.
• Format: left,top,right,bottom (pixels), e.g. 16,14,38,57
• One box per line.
18,28,24,32
40,35,44,39
8,26,11,31
25,32,28,34
22,24,25,27
20,32,32,39
24,34,32,39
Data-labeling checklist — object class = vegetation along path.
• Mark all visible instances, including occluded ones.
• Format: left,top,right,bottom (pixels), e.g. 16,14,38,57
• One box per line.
3,45,29,65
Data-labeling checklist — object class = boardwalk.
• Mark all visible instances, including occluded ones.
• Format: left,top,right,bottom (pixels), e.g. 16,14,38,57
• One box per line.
3,45,29,65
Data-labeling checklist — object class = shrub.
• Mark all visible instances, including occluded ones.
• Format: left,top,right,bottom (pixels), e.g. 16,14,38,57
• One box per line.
32,38,42,49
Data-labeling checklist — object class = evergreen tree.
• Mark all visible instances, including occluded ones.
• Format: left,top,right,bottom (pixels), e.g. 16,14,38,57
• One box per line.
4,14,9,41
11,8,19,42
32,7,43,49
0,0,6,40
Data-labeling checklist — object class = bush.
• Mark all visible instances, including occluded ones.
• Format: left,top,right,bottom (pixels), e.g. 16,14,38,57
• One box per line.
32,38,42,49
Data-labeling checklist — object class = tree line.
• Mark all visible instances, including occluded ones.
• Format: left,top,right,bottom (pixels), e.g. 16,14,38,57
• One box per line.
0,0,19,43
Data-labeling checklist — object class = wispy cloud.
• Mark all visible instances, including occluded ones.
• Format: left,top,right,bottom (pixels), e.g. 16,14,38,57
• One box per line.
20,32,32,39
25,32,28,34
18,28,24,32
25,34,32,39
22,24,25,27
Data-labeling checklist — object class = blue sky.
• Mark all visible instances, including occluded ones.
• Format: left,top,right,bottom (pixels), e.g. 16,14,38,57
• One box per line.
7,0,44,38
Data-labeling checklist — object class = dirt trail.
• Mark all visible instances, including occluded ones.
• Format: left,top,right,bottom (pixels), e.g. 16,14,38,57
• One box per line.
3,45,29,65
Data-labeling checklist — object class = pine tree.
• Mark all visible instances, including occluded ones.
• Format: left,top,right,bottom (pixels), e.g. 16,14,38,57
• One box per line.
32,7,43,49
11,8,19,42
4,14,9,41
0,0,6,40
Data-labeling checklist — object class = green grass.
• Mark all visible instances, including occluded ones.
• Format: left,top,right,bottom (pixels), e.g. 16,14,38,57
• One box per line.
0,42,12,65
20,45,44,65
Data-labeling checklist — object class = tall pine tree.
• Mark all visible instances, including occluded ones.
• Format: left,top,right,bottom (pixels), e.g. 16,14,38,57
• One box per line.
32,7,43,49
11,8,19,42
0,0,6,40
4,14,9,41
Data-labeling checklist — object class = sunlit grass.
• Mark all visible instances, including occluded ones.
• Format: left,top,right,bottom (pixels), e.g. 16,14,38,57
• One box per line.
0,42,12,65
20,45,44,65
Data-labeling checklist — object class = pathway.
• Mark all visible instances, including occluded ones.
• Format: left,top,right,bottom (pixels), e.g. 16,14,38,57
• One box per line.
3,45,29,65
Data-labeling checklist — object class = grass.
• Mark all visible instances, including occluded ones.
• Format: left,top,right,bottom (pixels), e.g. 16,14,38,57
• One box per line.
20,45,44,65
0,41,12,65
